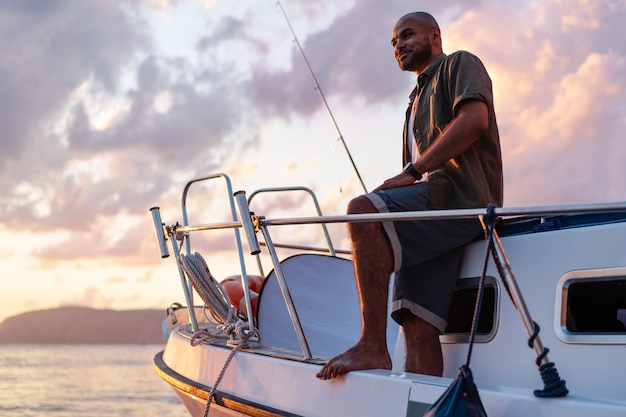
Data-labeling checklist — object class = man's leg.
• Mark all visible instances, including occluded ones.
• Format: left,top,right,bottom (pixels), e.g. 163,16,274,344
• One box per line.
315,196,394,380
402,312,443,376
393,246,468,377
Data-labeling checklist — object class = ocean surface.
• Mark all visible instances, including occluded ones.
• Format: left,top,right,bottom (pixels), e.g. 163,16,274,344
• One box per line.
0,344,189,417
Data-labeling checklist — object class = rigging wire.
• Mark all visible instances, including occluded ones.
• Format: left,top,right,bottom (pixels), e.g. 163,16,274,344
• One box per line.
276,1,368,194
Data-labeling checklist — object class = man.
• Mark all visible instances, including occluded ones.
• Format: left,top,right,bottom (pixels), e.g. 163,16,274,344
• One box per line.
316,11,503,380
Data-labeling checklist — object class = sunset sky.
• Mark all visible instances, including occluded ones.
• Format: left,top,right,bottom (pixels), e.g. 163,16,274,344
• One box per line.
1,0,625,323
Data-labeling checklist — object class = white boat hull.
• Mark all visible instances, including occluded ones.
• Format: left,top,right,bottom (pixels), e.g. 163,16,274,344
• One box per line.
155,326,626,417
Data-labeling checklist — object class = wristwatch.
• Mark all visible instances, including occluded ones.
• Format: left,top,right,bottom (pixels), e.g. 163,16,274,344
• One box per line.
403,162,422,181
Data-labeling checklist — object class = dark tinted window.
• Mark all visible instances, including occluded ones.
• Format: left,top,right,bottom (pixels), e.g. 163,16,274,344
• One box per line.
566,279,626,333
445,283,496,335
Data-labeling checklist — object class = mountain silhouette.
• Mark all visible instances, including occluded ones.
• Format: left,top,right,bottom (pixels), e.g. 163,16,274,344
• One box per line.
0,306,167,344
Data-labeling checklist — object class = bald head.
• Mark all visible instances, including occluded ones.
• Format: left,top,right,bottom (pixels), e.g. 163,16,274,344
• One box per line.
400,12,439,30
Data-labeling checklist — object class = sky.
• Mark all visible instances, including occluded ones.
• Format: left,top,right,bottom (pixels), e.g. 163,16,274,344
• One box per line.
1,0,625,323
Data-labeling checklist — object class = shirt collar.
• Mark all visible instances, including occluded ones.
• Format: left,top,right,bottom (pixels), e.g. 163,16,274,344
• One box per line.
409,53,447,101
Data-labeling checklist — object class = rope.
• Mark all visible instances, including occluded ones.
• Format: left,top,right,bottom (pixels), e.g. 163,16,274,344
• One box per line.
195,324,259,417
178,251,261,415
529,322,569,398
464,207,494,367
179,252,234,324
201,343,244,417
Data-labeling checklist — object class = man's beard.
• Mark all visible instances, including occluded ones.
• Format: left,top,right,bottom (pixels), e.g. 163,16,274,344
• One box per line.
399,43,432,71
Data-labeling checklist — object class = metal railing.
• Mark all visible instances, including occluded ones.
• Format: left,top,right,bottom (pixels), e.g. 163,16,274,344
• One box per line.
151,173,626,359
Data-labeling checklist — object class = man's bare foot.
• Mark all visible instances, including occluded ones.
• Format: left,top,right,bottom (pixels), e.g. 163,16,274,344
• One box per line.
315,342,392,380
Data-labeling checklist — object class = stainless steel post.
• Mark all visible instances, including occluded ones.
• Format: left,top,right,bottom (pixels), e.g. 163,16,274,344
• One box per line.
486,222,549,366
233,191,260,328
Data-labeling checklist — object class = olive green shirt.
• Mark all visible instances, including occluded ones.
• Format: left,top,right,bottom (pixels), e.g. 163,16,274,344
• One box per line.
403,51,503,209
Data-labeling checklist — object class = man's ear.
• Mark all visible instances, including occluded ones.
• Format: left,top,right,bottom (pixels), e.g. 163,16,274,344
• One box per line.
431,28,441,42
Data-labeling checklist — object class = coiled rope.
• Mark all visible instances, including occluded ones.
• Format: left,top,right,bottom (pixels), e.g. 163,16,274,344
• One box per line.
178,251,260,417
528,322,568,398
179,251,234,324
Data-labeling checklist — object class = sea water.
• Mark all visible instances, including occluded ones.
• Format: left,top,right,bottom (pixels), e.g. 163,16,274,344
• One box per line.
0,344,188,417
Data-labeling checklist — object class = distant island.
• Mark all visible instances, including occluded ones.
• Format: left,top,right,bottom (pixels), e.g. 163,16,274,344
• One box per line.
0,306,167,344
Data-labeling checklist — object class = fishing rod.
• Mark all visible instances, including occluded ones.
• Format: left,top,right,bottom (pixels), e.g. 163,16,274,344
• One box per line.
276,1,368,194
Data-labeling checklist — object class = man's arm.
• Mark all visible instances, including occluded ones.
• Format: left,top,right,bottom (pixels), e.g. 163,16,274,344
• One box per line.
374,99,488,192
413,99,488,174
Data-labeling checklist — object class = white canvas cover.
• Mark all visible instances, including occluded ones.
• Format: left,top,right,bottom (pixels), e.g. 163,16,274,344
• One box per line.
256,254,399,359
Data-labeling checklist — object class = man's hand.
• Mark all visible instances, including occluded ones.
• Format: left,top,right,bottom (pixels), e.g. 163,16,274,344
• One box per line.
373,171,417,192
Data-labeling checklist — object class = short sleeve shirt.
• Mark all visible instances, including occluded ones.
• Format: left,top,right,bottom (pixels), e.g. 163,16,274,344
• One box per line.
402,51,503,209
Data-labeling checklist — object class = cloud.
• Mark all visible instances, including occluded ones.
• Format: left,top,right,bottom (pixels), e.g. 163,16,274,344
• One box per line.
505,49,626,205
0,1,149,166
60,286,116,309
246,0,476,116
0,2,252,234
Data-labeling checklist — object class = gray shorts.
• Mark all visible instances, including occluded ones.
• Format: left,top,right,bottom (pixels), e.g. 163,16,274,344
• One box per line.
365,182,482,332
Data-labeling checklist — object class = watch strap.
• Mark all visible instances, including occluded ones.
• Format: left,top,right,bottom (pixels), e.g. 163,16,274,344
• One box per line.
403,162,422,181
